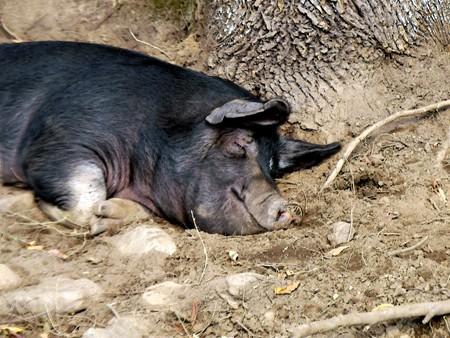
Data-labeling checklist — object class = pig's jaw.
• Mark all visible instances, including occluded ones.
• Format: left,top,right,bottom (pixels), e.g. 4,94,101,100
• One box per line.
190,200,294,235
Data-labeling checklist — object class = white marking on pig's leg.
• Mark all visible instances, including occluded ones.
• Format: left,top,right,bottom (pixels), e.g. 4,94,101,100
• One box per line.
40,163,106,228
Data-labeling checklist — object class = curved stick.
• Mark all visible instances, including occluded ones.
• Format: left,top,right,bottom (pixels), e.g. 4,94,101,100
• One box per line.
291,299,450,337
319,99,450,193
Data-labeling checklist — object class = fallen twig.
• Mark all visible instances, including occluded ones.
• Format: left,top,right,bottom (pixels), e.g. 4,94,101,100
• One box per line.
291,299,450,337
2,208,89,237
190,210,208,285
388,236,429,256
0,16,21,41
129,29,172,60
106,303,120,319
320,99,450,193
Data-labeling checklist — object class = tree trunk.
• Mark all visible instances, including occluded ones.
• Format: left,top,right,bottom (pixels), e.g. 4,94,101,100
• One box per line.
204,0,448,118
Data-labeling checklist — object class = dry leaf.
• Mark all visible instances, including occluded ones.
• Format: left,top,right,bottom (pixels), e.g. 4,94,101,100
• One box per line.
327,245,349,257
278,0,284,11
48,249,69,259
372,303,394,311
385,211,399,220
274,281,300,295
433,179,447,203
26,242,44,251
0,326,24,334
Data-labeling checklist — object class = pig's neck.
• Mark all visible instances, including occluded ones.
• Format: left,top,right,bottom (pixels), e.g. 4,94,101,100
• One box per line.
125,129,198,225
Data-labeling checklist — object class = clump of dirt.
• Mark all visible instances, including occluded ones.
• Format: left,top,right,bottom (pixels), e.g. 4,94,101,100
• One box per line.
1,1,449,337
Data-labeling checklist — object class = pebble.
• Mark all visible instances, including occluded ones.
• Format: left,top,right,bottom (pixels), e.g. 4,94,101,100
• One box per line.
215,273,266,309
0,277,103,314
113,225,176,256
0,191,35,213
226,272,265,298
83,316,149,338
328,221,355,245
262,310,276,330
0,264,21,290
141,281,189,310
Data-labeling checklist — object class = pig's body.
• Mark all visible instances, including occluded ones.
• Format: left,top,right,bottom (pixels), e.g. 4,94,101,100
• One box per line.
0,41,340,235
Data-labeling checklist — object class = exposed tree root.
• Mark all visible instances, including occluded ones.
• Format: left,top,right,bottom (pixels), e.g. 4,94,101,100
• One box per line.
320,99,450,193
291,299,450,337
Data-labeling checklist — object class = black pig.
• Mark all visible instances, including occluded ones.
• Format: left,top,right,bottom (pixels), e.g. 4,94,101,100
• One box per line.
0,41,340,235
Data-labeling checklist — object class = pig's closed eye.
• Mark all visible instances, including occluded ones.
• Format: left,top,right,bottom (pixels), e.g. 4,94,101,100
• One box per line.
225,142,246,157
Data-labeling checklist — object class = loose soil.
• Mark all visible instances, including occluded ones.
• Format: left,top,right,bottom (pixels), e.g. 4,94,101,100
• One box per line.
0,1,449,337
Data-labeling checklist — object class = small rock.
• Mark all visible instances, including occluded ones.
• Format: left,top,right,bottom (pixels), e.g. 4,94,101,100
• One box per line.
262,310,276,330
379,196,390,205
0,264,21,290
328,221,355,245
113,225,176,256
370,154,385,166
83,316,149,338
299,119,319,131
0,277,103,314
0,192,35,213
142,281,189,310
226,273,265,298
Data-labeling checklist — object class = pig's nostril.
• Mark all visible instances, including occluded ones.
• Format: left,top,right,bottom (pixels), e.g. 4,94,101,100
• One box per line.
276,210,291,223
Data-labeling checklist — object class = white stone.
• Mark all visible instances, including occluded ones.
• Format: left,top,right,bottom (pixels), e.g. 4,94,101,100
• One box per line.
262,310,276,329
328,221,355,245
1,277,103,314
0,191,35,213
83,316,149,338
142,281,188,310
113,226,176,256
0,264,21,290
226,273,265,298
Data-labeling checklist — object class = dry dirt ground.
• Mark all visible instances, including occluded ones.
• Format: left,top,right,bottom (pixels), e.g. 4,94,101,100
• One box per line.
0,1,449,337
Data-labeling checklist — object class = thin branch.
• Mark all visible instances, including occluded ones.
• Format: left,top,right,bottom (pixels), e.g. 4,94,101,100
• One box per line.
129,29,172,60
320,99,450,193
190,210,208,285
388,236,429,256
291,299,450,337
106,303,120,319
0,16,21,41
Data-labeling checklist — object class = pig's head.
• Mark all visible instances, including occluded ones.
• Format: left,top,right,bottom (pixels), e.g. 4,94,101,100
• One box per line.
157,98,341,235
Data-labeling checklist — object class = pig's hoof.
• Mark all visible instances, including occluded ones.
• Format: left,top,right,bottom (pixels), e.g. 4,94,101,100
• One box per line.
94,198,149,220
90,217,122,236
90,198,150,235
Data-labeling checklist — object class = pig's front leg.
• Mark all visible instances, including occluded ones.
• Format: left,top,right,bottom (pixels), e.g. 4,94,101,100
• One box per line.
90,198,150,235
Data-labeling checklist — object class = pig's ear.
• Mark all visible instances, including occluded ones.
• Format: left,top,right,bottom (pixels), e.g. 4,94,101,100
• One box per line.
274,138,341,176
206,98,290,126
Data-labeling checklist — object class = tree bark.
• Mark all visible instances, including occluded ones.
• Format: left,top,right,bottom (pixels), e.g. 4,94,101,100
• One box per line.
204,0,447,116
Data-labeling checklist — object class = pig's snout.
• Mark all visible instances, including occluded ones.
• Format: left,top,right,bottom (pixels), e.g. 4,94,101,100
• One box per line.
266,200,301,230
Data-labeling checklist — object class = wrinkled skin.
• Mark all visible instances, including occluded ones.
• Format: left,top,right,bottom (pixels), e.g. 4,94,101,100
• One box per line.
0,41,341,235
